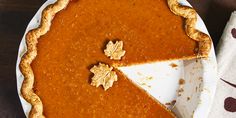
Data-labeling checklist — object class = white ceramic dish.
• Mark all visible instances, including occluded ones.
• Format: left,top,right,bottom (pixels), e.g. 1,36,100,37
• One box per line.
16,0,218,118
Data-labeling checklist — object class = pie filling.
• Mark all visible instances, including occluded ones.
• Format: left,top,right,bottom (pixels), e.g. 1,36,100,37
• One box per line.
30,0,200,117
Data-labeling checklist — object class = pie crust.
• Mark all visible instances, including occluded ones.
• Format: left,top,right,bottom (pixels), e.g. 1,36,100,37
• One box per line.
19,0,211,117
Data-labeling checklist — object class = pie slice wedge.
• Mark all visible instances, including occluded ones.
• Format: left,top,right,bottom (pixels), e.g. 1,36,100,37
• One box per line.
19,0,211,117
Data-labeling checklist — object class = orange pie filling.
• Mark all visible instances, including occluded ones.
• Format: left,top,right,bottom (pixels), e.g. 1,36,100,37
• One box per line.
30,0,201,117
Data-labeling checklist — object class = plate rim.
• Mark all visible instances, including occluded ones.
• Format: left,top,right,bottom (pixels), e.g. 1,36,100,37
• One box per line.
15,0,218,117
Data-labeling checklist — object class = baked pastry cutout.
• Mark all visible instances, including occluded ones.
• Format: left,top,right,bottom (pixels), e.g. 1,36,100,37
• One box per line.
19,0,212,117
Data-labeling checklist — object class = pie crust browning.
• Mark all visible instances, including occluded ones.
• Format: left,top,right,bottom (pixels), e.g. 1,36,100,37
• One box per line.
19,0,211,117
19,0,70,117
167,0,211,57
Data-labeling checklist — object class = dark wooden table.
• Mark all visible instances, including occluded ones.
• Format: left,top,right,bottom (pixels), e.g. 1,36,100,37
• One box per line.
0,0,235,117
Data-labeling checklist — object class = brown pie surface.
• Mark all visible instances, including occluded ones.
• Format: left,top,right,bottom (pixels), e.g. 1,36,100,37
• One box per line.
20,0,211,117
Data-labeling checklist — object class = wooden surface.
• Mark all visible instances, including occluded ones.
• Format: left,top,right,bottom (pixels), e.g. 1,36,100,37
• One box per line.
0,0,235,117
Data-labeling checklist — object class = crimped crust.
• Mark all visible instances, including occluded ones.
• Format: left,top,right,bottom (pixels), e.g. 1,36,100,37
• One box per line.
167,0,211,57
20,0,70,117
19,0,211,118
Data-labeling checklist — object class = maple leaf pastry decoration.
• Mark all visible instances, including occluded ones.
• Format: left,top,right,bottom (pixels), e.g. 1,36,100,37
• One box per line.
104,41,126,60
90,63,118,91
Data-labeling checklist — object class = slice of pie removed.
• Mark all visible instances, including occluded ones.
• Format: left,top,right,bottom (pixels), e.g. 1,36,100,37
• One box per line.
20,0,211,117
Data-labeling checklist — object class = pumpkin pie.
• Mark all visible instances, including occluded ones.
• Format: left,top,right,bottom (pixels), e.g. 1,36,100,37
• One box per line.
20,0,211,117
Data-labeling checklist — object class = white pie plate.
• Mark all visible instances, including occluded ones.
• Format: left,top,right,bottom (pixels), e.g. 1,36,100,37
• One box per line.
16,0,218,118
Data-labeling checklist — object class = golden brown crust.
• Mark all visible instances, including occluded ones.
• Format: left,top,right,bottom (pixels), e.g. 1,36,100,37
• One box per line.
19,0,70,118
19,0,211,117
167,0,211,58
